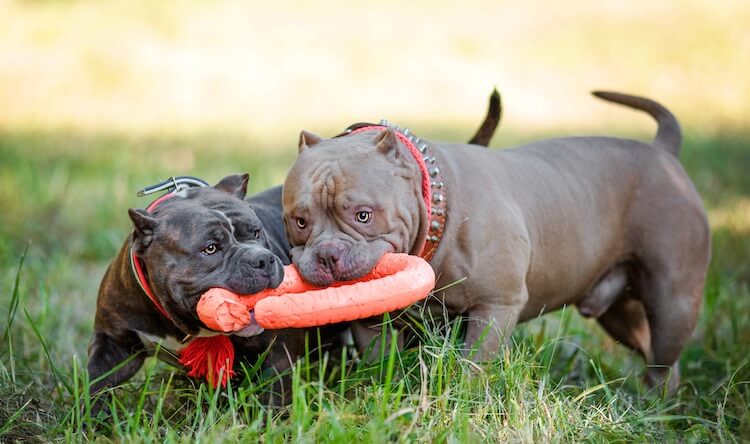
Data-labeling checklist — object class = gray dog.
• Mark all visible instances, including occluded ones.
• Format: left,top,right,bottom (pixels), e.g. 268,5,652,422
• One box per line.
281,91,710,393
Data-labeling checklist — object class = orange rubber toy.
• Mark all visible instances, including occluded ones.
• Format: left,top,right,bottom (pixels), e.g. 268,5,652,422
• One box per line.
197,253,435,331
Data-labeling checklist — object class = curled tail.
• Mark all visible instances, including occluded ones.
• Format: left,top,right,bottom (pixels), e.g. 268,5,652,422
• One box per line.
592,91,682,157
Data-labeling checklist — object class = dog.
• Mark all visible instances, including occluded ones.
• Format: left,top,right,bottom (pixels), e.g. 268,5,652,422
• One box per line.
86,174,332,413
280,91,710,394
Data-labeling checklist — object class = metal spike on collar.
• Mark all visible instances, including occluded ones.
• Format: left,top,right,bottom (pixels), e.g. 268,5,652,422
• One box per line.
379,119,390,126
402,128,411,136
419,143,428,154
429,167,440,177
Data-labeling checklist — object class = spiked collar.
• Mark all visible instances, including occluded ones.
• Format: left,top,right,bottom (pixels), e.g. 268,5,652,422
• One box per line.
338,120,447,262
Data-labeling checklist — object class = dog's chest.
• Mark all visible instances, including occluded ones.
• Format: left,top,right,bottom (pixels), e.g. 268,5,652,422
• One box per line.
135,330,187,355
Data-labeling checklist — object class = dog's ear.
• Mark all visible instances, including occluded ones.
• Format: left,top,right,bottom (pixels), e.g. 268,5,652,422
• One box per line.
128,208,158,254
298,130,323,153
375,127,401,158
214,173,249,199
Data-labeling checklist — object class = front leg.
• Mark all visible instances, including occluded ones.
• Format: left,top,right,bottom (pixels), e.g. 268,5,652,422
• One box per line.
461,257,530,362
86,330,145,416
464,297,526,361
351,317,404,362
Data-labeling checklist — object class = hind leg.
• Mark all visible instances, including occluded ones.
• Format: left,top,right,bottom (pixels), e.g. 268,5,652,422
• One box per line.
598,289,685,395
622,161,710,394
636,269,703,395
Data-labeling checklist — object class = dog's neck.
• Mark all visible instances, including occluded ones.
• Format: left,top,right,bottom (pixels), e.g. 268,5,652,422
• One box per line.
129,242,172,322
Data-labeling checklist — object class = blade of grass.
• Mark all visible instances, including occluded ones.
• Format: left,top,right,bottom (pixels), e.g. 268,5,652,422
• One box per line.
0,398,31,436
23,308,73,395
381,326,399,417
2,242,30,385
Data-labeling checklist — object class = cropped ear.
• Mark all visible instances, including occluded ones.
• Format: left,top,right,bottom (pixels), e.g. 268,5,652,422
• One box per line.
374,127,400,158
214,173,249,199
128,208,158,255
298,130,323,153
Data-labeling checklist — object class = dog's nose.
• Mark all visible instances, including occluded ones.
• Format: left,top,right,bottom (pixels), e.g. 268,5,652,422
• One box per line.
250,252,275,271
316,243,342,271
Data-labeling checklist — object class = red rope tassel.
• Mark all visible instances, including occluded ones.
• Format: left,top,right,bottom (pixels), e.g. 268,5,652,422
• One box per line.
179,335,235,387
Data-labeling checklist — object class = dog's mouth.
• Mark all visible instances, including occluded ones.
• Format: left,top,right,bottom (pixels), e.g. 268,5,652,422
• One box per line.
296,241,388,286
234,266,284,294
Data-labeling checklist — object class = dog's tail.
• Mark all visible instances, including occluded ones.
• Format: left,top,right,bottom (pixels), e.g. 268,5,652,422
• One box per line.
591,91,681,157
468,88,502,147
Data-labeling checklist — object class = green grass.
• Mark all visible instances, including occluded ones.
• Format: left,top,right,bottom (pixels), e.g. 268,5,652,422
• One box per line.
1,127,749,442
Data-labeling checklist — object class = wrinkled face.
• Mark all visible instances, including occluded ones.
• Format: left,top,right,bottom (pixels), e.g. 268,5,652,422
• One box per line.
130,184,284,331
283,129,425,286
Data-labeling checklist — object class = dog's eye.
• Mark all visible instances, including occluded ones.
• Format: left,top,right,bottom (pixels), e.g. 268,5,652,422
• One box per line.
201,243,218,255
355,211,372,224
295,218,307,229
253,229,261,239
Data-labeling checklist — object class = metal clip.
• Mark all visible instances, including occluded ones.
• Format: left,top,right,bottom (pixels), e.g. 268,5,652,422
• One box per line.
136,176,210,197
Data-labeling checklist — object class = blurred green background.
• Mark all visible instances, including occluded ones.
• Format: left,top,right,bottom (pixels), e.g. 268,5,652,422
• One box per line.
1,0,749,440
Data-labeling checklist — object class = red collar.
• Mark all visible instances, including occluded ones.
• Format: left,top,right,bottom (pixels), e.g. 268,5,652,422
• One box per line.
345,122,447,261
130,192,177,322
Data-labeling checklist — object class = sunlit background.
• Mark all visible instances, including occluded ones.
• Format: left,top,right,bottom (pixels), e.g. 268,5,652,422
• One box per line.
1,1,750,439
2,0,748,136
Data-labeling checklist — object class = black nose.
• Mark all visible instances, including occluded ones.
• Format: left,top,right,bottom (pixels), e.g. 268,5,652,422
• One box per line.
316,243,342,270
250,252,275,271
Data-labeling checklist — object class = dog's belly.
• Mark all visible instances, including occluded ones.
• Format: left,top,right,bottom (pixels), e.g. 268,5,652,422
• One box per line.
136,330,187,355
520,255,628,321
